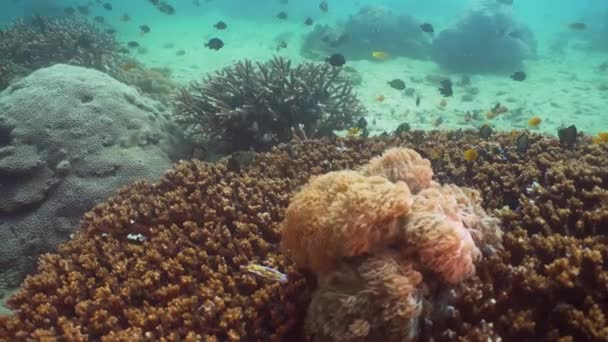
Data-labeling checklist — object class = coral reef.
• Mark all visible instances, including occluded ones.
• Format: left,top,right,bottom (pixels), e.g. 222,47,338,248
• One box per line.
301,6,431,61
0,64,186,287
431,4,537,73
175,56,364,152
0,16,122,89
1,131,607,340
0,16,177,103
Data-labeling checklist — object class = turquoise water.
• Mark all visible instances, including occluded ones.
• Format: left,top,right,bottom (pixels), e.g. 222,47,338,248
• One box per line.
3,0,608,137
1,1,608,340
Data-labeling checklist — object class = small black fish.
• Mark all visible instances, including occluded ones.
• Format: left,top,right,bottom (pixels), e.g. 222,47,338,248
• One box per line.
326,53,345,67
103,3,112,10
205,38,224,50
438,79,453,97
557,125,577,147
214,21,227,30
277,11,288,20
319,1,328,12
276,41,288,51
127,41,140,48
304,17,313,26
479,124,492,139
388,79,406,90
516,133,529,153
356,117,367,130
568,22,587,31
77,5,90,15
420,23,434,34
94,16,105,23
105,28,116,34
158,2,175,15
139,25,151,34
64,7,75,15
511,71,526,81
176,49,186,56
415,95,420,107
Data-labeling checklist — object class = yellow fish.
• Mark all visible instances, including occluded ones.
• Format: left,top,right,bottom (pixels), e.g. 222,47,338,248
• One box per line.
347,127,361,137
371,51,390,60
241,263,288,283
463,148,479,162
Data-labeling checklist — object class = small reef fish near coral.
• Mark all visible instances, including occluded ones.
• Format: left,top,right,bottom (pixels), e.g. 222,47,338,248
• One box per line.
1,0,608,341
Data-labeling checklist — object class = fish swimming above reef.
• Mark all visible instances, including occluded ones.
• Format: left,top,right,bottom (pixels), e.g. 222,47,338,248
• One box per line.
326,53,345,67
121,14,131,22
511,71,526,81
388,79,406,90
205,38,224,50
568,22,587,31
103,3,112,11
319,1,328,12
277,11,288,20
438,79,453,97
371,51,390,60
304,17,314,26
214,21,227,30
419,23,434,34
558,125,577,146
139,25,151,35
127,41,140,48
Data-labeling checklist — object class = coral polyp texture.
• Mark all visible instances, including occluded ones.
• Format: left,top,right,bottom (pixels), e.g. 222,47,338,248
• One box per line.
174,56,365,153
1,131,607,341
282,147,502,341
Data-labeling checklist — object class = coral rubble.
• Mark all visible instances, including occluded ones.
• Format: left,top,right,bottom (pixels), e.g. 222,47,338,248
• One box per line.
175,56,365,153
1,131,607,341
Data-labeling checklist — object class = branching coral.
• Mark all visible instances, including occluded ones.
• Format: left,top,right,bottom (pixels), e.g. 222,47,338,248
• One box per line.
0,16,122,89
174,56,365,152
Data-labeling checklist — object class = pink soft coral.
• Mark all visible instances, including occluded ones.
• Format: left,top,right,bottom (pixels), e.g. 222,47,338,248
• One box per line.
281,170,413,274
360,147,434,193
402,184,489,284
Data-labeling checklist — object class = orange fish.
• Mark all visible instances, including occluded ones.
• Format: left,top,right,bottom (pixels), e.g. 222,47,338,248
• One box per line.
375,95,385,102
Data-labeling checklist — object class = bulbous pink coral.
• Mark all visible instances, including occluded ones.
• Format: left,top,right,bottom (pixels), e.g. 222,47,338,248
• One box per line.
402,184,497,284
360,147,434,193
281,170,413,274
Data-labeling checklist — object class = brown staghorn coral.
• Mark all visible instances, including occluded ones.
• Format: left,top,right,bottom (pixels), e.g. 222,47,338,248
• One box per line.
281,170,413,275
306,252,423,342
0,160,310,341
428,228,608,341
1,131,607,340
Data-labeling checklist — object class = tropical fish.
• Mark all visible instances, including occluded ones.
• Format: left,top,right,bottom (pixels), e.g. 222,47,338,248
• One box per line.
527,116,542,128
438,79,453,97
558,125,577,146
511,71,526,81
241,263,288,283
347,127,361,137
371,51,390,60
375,95,385,102
326,53,345,67
463,148,479,162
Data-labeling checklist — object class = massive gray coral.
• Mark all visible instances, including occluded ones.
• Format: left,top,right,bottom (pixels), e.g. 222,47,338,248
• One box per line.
0,64,186,287
431,3,537,73
175,56,365,152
